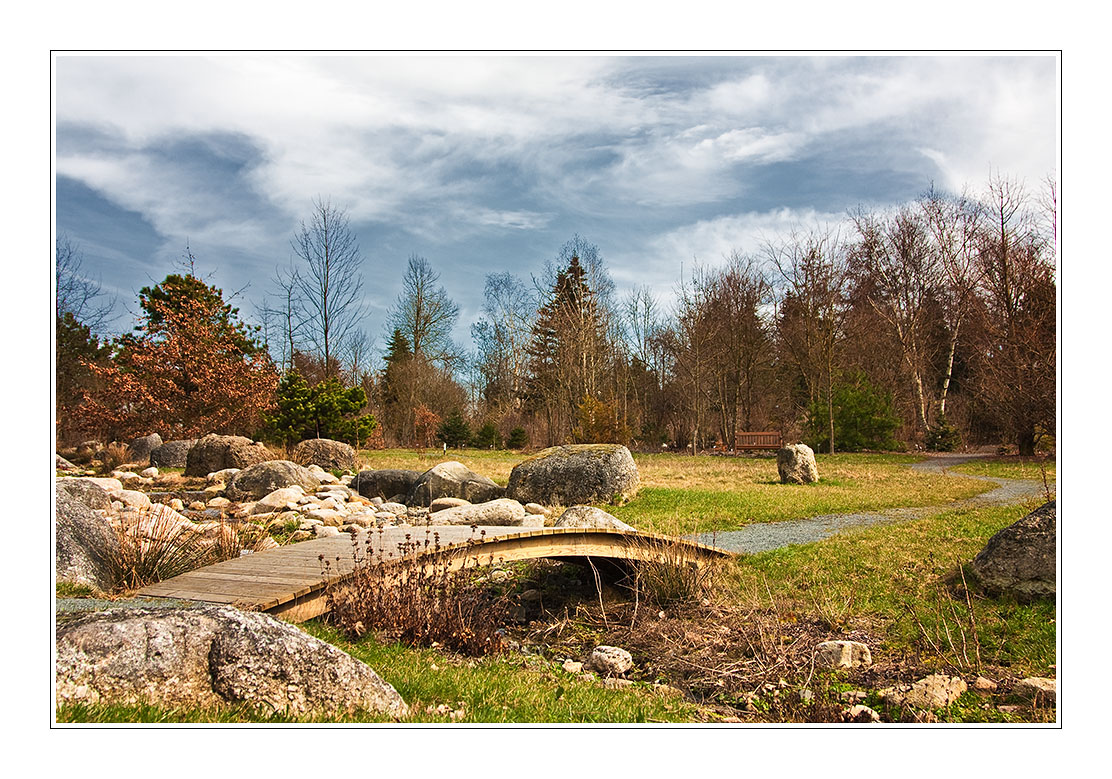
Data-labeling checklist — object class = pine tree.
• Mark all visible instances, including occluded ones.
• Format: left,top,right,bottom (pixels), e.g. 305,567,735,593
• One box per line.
524,254,609,444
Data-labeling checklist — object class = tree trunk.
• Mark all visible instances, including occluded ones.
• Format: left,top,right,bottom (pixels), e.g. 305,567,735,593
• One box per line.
1018,427,1037,457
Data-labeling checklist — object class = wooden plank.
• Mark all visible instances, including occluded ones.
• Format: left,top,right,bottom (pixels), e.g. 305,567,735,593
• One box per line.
138,526,733,616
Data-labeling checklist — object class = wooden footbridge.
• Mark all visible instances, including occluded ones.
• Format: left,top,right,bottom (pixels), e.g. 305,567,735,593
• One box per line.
136,525,732,623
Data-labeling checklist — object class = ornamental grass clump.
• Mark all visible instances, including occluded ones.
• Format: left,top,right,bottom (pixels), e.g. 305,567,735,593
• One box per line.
325,527,512,656
620,533,722,608
106,504,247,591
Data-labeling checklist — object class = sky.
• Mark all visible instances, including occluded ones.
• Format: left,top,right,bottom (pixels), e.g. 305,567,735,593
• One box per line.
53,53,1059,357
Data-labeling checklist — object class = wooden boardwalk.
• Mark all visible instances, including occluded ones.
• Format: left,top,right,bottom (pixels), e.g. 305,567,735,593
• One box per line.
136,525,732,622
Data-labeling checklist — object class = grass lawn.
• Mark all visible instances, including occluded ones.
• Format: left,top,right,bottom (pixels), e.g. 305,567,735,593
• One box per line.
728,497,1057,680
58,448,1053,724
356,449,993,533
948,457,1057,483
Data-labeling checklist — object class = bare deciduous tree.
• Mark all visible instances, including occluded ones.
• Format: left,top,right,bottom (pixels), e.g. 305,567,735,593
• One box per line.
385,255,460,368
768,228,851,454
290,198,365,377
56,234,116,334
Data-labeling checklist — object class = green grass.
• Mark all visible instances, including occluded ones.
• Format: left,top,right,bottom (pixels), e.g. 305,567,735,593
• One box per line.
727,498,1057,680
299,622,700,723
610,453,991,533
949,457,1057,482
355,449,993,533
56,581,100,599
56,622,702,724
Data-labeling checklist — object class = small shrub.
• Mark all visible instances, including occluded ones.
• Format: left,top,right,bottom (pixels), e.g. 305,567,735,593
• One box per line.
471,422,502,449
925,418,962,452
436,410,472,449
100,442,132,470
571,395,630,444
506,427,528,449
807,374,900,452
326,528,512,656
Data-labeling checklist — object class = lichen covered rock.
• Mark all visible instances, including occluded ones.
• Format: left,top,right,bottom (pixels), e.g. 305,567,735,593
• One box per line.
225,460,321,501
777,443,819,484
292,438,357,472
185,434,272,477
506,444,640,506
55,606,408,717
970,500,1056,601
55,487,120,592
407,461,503,506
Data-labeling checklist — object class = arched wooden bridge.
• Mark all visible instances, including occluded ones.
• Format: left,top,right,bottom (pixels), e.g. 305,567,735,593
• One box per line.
136,525,733,623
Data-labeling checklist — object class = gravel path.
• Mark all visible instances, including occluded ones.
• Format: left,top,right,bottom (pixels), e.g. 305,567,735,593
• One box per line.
692,453,1053,554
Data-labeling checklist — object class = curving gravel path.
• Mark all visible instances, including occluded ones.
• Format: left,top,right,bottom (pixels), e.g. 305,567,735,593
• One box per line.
692,453,1053,554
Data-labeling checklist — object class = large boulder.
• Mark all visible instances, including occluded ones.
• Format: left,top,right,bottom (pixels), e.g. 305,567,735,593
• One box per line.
351,469,422,500
55,606,408,717
505,444,640,506
777,443,819,484
56,477,113,512
970,500,1056,601
292,438,358,472
428,498,527,526
55,486,120,592
127,433,163,466
150,439,198,468
184,434,273,477
407,461,504,507
225,460,321,501
553,505,636,532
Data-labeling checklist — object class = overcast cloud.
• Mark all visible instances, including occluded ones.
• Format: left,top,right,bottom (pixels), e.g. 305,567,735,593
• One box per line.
53,54,1058,353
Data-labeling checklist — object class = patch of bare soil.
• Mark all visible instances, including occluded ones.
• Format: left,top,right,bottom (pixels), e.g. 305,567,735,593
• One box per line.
502,561,1054,723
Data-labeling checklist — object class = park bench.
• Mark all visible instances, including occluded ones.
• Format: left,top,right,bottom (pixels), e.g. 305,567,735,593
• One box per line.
734,431,783,451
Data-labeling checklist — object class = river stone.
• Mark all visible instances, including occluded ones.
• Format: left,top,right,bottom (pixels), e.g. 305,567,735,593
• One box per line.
307,464,340,484
116,489,152,510
252,486,307,514
56,486,120,592
813,640,873,669
185,434,273,477
225,461,321,501
150,439,198,468
127,433,163,465
428,498,527,526
55,606,408,717
970,500,1056,601
56,478,113,512
777,443,819,484
351,469,422,500
553,505,635,532
407,461,504,506
506,444,640,506
584,645,634,677
292,438,357,471
430,497,472,513
56,454,79,471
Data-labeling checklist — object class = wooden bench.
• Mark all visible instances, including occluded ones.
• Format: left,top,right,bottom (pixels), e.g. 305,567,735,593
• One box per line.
734,431,783,451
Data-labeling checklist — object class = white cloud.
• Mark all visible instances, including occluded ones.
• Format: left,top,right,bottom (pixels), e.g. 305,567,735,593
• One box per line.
609,207,851,304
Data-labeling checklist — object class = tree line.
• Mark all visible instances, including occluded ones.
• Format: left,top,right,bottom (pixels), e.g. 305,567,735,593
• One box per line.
56,174,1056,456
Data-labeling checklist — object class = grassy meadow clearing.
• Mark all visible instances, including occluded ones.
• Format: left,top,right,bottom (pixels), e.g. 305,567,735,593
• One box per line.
357,448,994,533
58,448,1055,724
